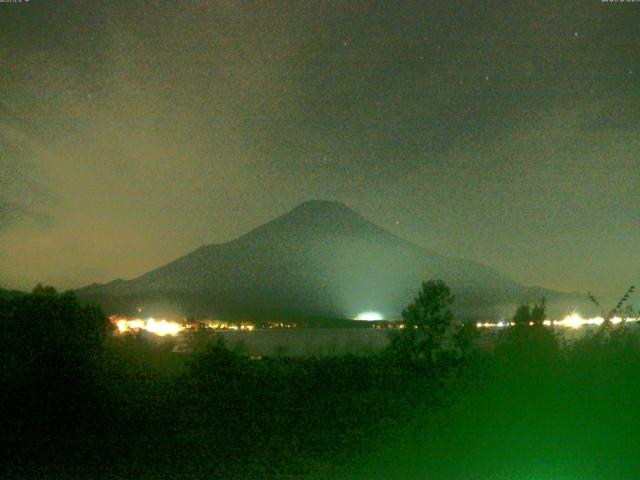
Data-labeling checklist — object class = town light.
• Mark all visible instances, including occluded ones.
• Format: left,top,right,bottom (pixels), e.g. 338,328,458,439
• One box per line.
355,311,384,321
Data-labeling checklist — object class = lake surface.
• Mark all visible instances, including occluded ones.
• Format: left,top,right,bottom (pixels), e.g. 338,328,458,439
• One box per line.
169,322,635,356
173,328,393,356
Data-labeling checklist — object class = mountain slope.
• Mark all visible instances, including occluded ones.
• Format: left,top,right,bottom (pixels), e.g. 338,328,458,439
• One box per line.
77,200,563,320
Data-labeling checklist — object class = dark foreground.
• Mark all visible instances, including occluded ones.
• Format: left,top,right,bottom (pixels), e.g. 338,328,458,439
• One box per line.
3,290,640,479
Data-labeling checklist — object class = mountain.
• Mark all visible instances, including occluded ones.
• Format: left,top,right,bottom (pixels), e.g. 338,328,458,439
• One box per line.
77,200,571,320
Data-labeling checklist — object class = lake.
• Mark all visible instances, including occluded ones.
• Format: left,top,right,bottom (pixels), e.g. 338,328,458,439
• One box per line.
172,328,393,356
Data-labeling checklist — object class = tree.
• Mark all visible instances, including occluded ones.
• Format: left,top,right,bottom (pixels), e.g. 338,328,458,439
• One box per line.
512,298,546,326
512,304,531,326
530,298,546,326
500,297,556,361
0,285,112,433
391,280,458,363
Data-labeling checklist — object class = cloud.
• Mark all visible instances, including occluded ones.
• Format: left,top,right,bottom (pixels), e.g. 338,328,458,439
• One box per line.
400,102,640,294
0,108,54,232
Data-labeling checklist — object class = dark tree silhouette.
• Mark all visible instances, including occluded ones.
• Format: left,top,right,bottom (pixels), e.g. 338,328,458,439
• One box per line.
512,298,546,327
530,298,546,325
512,304,531,326
500,297,557,362
391,280,459,363
0,285,112,434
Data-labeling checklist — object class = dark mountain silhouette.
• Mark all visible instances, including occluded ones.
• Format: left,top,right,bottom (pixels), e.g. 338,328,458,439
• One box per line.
77,200,570,320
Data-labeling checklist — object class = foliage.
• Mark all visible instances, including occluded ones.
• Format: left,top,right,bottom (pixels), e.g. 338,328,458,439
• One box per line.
6,281,640,478
512,303,531,326
0,285,111,434
390,280,464,364
590,285,635,319
512,298,546,326
530,297,546,324
585,285,636,345
497,297,559,364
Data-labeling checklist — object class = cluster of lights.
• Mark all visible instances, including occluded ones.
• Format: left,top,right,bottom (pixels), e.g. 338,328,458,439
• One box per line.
355,311,384,321
267,322,297,329
206,321,255,331
111,316,259,336
476,312,639,330
110,311,639,337
111,316,184,336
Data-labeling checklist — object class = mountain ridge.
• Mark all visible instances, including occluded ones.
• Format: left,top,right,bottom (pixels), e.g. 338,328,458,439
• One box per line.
77,200,575,320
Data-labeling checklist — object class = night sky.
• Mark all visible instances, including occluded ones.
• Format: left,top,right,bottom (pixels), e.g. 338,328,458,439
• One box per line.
1,1,638,295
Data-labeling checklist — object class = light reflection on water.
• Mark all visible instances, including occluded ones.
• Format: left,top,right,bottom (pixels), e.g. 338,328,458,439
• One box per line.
171,320,639,356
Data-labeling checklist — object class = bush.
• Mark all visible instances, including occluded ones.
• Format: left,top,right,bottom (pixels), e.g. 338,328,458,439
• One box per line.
0,285,111,433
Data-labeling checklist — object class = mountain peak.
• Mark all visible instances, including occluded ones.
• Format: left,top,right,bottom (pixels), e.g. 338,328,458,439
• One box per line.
293,199,352,213
189,200,384,253
283,200,368,222
240,199,382,241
